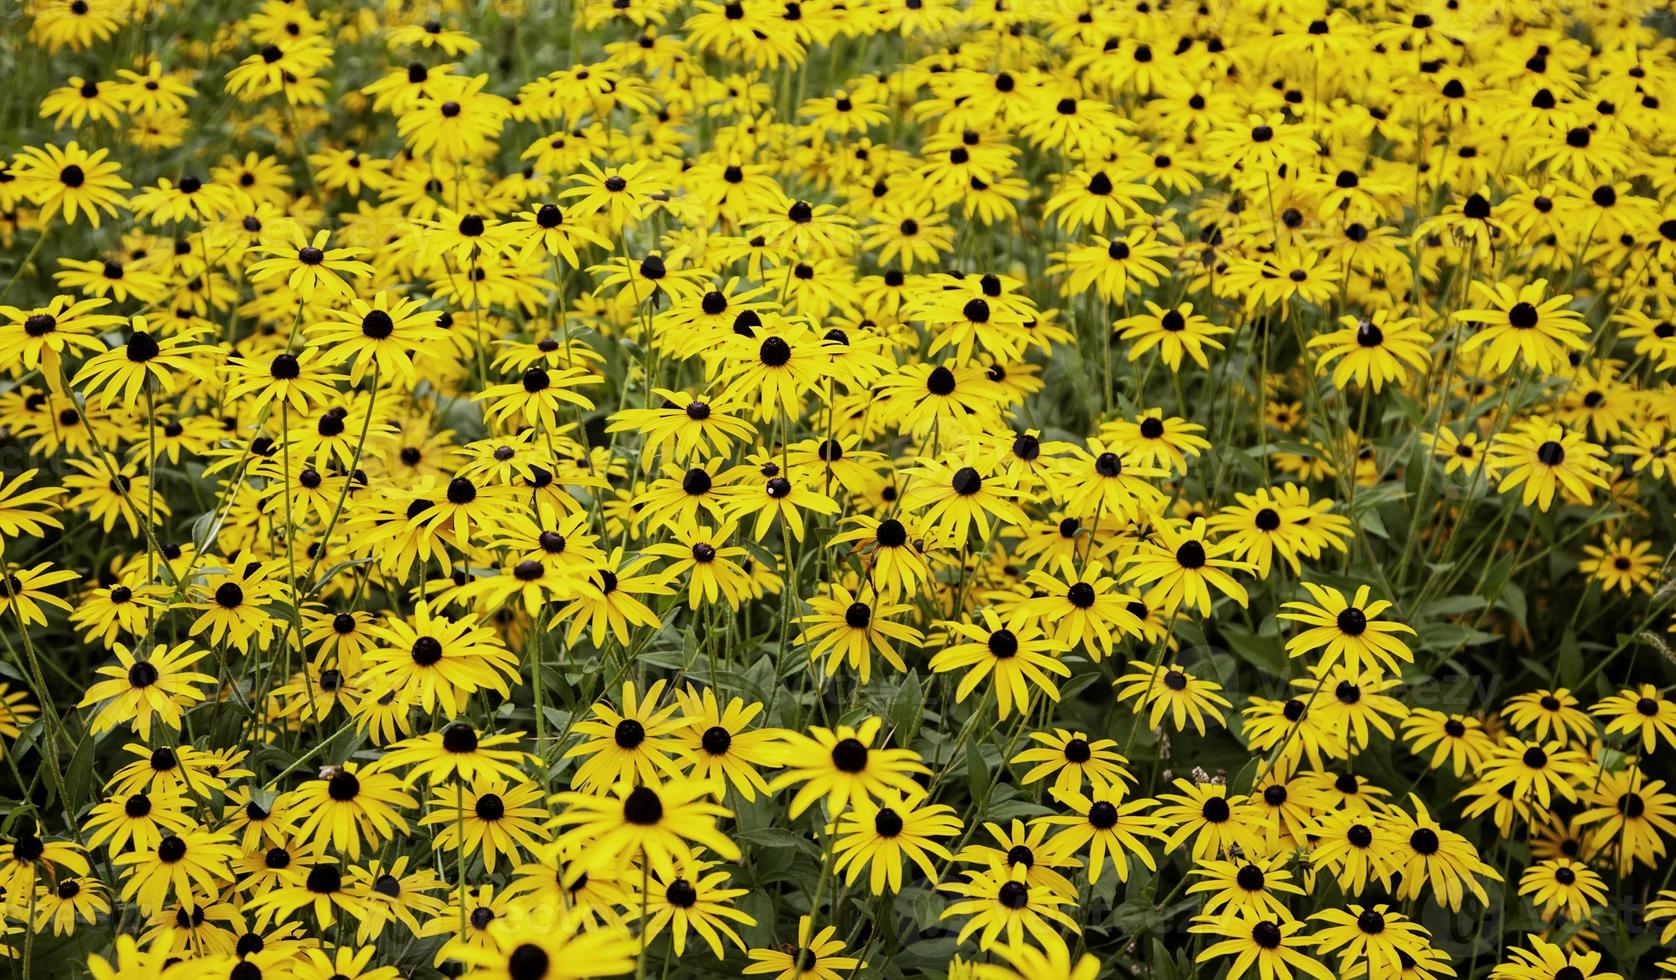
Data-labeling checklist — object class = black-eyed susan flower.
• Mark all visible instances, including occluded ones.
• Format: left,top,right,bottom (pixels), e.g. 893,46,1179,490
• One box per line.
80,932,180,980
32,874,110,936
1493,936,1623,980
104,742,235,798
0,560,79,627
61,461,169,538
1455,279,1590,374
346,857,447,942
1041,164,1162,233
112,827,240,914
1309,905,1435,980
608,390,759,467
673,685,781,800
1056,439,1167,522
1577,537,1658,594
1386,796,1502,909
1154,779,1263,861
1041,788,1161,883
1503,688,1597,747
243,859,367,931
1476,736,1592,808
743,916,865,980
1308,312,1432,392
1248,765,1330,852
638,858,756,959
550,548,673,647
1047,229,1173,304
768,717,929,818
795,582,922,683
362,602,519,717
246,227,374,302
875,361,1006,440
287,947,405,980
564,679,689,792
222,349,346,417
420,776,549,873
1021,559,1142,661
1575,767,1676,875
1010,729,1135,800
289,763,416,859
1191,915,1335,980
727,466,840,543
11,140,130,227
306,292,448,386
1099,411,1211,476
928,611,1069,719
829,514,938,600
1203,113,1319,176
0,293,124,375
559,158,670,230
1122,518,1251,616
1112,659,1234,736
1188,854,1305,921
1401,708,1497,777
1115,301,1230,372
831,790,961,894
1490,421,1612,511
1310,807,1397,896
84,786,193,855
1518,859,1608,922
0,823,89,899
549,778,739,880
1592,684,1676,752
644,523,757,610
77,641,214,741
378,722,531,787
968,944,1100,980
1295,664,1408,752
71,318,218,409
939,863,1078,957
1278,583,1415,675
0,681,38,740
1242,693,1347,771
0,468,64,541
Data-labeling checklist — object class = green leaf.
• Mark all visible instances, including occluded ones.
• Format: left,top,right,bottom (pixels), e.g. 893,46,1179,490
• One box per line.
189,508,221,552
711,670,769,705
11,719,43,769
1416,621,1498,651
1151,939,1181,980
1059,670,1105,701
888,669,922,741
986,798,1055,822
964,739,985,794
736,890,776,945
62,733,97,816
1220,626,1286,675
1498,581,1528,627
1416,595,1486,618
1480,552,1515,605
1557,630,1582,688
636,647,688,671
734,826,820,860
1229,756,1261,796
306,555,373,596
1091,862,1119,906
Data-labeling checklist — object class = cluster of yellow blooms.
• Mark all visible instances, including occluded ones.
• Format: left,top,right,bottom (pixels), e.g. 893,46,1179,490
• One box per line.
4,0,1676,978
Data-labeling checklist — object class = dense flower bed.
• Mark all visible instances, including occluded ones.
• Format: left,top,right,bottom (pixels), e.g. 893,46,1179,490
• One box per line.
2,0,1676,978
